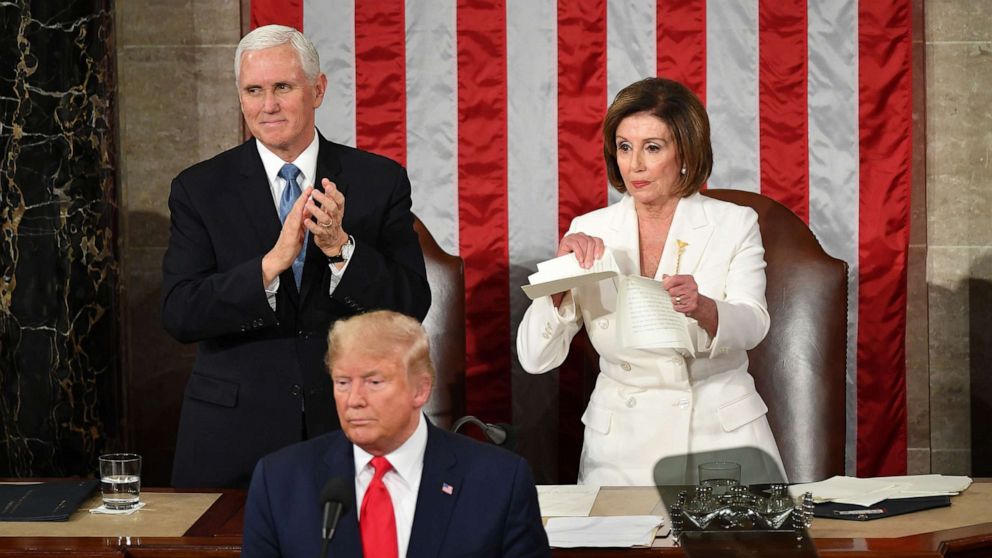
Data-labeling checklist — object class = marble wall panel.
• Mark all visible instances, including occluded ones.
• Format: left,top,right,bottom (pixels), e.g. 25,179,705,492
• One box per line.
926,0,992,43
905,0,929,474
0,1,119,476
925,44,992,246
115,0,242,485
924,0,992,476
905,246,930,452
118,0,241,47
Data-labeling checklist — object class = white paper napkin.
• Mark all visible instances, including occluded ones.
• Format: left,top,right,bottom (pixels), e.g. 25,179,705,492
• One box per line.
89,502,146,515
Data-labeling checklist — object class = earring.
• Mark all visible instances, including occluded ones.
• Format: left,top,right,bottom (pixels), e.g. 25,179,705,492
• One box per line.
681,166,687,175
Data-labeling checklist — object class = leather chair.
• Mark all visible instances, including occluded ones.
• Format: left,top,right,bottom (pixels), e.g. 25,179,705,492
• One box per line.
702,189,848,483
413,217,466,430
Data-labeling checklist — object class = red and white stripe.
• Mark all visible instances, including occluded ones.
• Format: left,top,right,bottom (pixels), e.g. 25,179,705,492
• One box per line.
250,0,912,477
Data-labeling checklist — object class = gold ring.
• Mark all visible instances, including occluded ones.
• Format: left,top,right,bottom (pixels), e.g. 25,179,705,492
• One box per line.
320,221,333,228
675,296,682,304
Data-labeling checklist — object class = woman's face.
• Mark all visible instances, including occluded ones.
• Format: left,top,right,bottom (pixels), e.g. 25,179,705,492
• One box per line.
615,111,683,207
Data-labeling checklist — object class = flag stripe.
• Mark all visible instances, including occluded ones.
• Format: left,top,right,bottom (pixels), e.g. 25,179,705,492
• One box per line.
606,0,655,206
608,0,656,102
657,0,707,102
557,0,608,240
806,0,860,474
251,0,302,30
307,0,355,146
706,1,759,193
507,0,560,481
355,0,407,165
457,0,511,422
856,0,912,476
758,0,809,220
406,0,459,254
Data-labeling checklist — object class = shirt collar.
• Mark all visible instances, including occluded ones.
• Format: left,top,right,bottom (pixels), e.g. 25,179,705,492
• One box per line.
255,129,320,188
352,413,428,485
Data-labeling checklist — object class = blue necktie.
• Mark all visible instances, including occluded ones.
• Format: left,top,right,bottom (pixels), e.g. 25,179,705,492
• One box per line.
277,163,306,287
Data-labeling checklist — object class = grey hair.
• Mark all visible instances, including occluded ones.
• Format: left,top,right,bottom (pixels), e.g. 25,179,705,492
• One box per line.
235,24,321,84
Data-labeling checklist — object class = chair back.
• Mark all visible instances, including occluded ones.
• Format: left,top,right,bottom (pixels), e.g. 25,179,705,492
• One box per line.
413,217,466,429
703,189,847,483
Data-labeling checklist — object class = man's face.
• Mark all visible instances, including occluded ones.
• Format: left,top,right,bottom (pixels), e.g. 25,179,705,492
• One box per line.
238,44,326,160
331,350,432,456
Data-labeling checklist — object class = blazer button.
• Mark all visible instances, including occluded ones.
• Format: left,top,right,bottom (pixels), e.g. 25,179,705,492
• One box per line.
290,384,302,396
626,397,637,408
621,361,632,371
598,319,609,329
542,332,551,339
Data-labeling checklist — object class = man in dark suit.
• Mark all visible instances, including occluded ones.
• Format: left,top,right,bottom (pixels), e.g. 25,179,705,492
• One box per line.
162,25,430,488
242,311,550,558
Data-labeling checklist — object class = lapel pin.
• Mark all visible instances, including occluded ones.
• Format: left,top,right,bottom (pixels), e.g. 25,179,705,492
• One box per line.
674,239,689,274
441,482,454,495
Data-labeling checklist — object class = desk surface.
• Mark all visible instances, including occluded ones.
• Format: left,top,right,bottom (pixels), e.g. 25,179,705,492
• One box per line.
1,484,990,556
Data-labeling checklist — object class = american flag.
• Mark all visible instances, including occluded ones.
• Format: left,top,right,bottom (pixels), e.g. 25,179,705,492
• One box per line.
249,0,912,478
442,482,454,495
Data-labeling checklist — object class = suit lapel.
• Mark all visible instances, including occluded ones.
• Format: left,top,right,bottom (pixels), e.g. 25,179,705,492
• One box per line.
235,139,302,303
407,423,462,558
300,135,346,303
237,139,284,254
607,195,641,276
320,436,363,557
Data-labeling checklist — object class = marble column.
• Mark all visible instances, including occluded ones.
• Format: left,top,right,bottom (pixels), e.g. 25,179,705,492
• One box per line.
0,0,119,476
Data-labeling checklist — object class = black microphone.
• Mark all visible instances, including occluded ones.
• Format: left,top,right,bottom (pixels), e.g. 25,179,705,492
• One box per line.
451,416,514,449
319,476,352,558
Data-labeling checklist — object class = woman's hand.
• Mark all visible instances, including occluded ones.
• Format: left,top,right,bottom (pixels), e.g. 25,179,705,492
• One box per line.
557,233,604,268
662,274,718,337
549,233,605,307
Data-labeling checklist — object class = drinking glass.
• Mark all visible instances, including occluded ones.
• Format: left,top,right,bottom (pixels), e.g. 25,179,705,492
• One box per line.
99,453,142,510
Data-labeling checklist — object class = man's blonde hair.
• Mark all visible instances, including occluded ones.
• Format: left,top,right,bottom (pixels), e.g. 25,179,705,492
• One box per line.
325,311,434,383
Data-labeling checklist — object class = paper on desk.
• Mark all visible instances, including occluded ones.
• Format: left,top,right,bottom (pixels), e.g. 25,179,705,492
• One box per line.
537,485,599,517
521,249,620,300
545,515,664,548
790,475,973,507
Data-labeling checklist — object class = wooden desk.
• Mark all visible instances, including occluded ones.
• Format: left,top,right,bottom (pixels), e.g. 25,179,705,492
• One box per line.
1,485,990,556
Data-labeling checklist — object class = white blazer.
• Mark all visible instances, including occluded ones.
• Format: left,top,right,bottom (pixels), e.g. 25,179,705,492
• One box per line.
517,193,786,486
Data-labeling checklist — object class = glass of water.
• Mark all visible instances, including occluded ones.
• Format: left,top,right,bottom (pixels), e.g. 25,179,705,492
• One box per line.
99,453,142,510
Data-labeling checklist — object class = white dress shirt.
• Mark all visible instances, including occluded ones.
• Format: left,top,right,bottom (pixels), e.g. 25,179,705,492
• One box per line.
254,130,352,308
352,414,428,558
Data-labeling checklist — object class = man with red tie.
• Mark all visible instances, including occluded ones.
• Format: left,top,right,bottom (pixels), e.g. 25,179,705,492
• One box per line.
242,311,550,557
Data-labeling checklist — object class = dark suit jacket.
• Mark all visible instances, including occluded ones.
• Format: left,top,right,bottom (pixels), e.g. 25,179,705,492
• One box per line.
162,134,430,488
242,421,551,558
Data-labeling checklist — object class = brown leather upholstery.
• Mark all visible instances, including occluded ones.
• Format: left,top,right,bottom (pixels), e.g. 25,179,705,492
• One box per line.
413,217,466,429
702,189,847,483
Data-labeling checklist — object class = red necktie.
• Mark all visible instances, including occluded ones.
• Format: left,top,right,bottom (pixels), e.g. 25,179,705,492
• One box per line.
360,456,398,558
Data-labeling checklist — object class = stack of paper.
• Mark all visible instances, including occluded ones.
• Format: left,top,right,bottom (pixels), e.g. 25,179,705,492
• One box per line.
521,248,620,300
789,474,972,507
544,515,665,548
536,485,599,517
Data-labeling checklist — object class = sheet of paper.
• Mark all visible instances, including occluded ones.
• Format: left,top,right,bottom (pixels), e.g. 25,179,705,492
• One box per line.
521,249,621,300
617,275,693,356
536,485,599,517
790,475,973,507
544,515,664,548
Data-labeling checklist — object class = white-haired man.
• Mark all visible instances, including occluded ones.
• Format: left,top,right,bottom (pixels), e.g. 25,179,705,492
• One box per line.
163,25,430,488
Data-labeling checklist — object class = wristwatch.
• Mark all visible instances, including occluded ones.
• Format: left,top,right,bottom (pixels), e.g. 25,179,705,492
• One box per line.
327,235,354,264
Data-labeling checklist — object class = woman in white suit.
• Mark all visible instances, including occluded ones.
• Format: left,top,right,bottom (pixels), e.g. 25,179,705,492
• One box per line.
517,78,786,487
